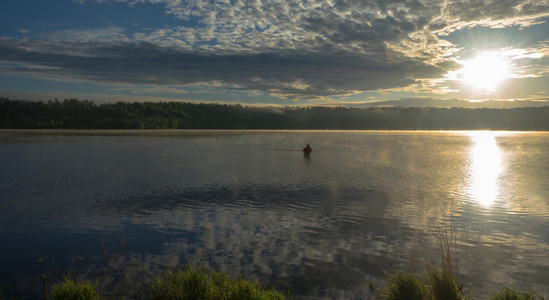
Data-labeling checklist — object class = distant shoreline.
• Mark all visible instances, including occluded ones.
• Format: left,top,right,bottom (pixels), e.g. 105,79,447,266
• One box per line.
2,129,549,135
3,97,549,131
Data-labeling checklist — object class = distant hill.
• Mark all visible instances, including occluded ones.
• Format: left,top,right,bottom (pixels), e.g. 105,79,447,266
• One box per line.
2,97,549,130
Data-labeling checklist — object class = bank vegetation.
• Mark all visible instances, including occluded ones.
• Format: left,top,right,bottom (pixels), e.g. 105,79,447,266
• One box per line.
2,97,549,130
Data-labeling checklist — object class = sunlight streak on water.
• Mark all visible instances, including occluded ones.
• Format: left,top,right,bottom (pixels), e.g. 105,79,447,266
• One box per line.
467,131,504,207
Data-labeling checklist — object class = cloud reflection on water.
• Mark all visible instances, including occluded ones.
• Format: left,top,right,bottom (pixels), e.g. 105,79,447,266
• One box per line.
93,184,405,297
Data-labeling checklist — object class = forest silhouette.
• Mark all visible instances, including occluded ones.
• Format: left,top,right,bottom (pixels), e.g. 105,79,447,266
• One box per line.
2,97,549,130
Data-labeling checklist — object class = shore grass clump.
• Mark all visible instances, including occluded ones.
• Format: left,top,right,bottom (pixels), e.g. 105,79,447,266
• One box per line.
426,268,466,300
150,267,289,300
383,272,431,300
50,276,100,300
487,286,543,300
382,268,467,300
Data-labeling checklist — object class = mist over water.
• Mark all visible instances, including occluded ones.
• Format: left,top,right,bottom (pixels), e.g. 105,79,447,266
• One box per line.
1,130,548,299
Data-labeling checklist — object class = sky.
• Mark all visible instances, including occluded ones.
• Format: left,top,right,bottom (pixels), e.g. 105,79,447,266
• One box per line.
1,0,548,107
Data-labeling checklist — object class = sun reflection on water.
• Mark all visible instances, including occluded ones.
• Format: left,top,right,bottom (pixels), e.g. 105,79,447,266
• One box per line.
467,131,504,207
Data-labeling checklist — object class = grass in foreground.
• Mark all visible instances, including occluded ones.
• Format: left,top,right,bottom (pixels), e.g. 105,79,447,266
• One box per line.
426,268,466,300
382,270,467,300
381,229,544,300
383,271,545,300
34,266,546,300
383,272,431,300
382,228,468,300
488,286,543,300
50,276,100,300
149,267,289,300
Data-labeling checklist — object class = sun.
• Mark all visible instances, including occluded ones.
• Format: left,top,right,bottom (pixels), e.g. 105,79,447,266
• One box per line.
460,52,510,92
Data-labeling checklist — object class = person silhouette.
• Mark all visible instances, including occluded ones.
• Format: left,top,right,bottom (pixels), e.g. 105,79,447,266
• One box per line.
303,144,312,157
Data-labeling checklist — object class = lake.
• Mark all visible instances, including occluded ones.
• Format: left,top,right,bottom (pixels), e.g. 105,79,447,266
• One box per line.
0,130,548,299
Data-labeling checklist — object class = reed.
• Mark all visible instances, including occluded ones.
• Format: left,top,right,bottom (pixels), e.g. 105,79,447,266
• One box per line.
425,268,466,300
382,227,467,300
436,228,457,278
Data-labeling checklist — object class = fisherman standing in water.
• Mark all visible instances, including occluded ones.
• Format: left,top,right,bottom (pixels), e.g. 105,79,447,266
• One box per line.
303,144,312,157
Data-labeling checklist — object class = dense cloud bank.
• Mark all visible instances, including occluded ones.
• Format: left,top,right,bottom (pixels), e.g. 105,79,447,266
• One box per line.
0,39,440,99
2,97,549,130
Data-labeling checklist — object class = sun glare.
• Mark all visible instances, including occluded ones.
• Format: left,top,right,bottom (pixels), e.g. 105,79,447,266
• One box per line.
468,131,503,207
460,52,510,92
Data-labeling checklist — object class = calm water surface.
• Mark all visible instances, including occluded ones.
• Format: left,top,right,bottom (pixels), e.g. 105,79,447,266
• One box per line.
0,130,548,299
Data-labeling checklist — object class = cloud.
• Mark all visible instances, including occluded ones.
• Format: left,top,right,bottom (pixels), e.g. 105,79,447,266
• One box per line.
0,38,447,100
45,26,129,42
113,85,189,95
4,0,549,100
346,97,549,108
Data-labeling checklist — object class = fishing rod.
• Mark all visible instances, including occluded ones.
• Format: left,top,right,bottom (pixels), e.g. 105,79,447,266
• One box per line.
265,146,302,152
265,148,302,152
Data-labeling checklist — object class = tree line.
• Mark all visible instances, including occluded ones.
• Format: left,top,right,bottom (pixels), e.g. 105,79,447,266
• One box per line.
2,97,549,130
